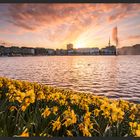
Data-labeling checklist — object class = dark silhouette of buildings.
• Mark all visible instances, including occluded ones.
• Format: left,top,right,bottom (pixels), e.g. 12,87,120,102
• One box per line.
100,38,116,55
0,43,139,57
21,47,35,56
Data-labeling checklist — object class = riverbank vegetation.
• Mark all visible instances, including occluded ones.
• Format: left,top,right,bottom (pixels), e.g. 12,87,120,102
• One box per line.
0,77,140,137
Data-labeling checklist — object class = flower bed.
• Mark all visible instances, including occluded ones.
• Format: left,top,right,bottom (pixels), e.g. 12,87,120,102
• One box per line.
0,77,140,137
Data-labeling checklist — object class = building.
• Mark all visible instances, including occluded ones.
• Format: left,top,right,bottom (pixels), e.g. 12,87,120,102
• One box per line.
67,49,75,55
67,43,73,50
75,48,99,55
101,46,116,55
56,49,67,55
8,46,22,56
46,49,55,55
132,44,140,55
3,47,11,56
89,48,100,55
118,44,140,55
0,45,5,56
35,48,47,55
100,38,116,55
21,47,35,56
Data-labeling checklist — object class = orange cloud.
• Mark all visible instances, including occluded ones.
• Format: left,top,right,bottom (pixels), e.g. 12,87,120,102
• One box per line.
127,35,140,40
7,4,96,31
4,4,135,29
1,4,139,33
108,4,140,22
0,40,15,46
0,4,140,48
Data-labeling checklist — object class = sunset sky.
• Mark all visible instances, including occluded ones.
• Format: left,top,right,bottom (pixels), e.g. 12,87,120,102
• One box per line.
0,4,140,49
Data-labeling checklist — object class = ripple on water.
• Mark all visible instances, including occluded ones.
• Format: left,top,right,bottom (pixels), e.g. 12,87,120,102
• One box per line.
0,56,140,102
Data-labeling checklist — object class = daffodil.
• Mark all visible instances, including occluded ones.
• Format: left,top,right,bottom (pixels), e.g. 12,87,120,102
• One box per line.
66,130,73,136
136,130,140,137
52,106,58,114
1,77,140,137
84,112,91,126
19,128,29,137
0,82,3,88
79,123,91,137
26,90,35,103
129,114,135,121
21,104,28,112
102,110,110,118
111,114,118,122
52,117,61,131
63,109,77,127
131,104,138,113
37,91,45,100
100,102,108,111
71,110,77,124
42,107,51,118
9,106,17,111
94,109,100,117
63,118,72,127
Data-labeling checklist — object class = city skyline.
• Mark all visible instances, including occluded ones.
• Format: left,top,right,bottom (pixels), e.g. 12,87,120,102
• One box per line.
0,4,140,49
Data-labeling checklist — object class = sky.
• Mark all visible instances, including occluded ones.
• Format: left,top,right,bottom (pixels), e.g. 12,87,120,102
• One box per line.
0,4,140,49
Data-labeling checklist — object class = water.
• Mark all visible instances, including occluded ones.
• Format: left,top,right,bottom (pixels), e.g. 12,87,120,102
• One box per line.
0,55,140,102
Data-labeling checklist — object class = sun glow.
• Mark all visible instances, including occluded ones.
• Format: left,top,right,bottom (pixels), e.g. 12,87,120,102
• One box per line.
75,41,86,49
74,28,97,49
74,36,91,49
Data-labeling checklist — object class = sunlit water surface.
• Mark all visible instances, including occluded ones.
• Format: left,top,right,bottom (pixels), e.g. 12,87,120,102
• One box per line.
0,56,140,102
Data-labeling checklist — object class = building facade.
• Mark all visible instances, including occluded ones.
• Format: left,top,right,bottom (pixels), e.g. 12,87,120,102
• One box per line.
100,46,116,55
21,47,35,55
67,44,73,50
75,48,99,55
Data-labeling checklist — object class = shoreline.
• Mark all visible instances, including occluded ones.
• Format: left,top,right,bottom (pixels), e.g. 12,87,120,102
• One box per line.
1,76,139,104
0,54,140,57
0,55,140,59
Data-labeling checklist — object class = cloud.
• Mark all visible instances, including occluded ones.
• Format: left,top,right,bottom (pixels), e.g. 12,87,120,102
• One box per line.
0,40,15,46
3,4,139,31
118,34,140,44
6,4,96,31
127,35,140,40
0,4,139,34
108,4,140,22
0,4,140,48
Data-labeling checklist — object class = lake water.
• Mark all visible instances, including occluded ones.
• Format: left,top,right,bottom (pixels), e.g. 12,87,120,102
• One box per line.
0,55,140,102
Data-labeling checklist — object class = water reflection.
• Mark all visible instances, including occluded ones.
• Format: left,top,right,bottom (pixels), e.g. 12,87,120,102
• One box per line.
0,55,140,102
